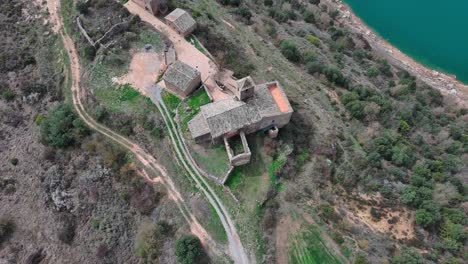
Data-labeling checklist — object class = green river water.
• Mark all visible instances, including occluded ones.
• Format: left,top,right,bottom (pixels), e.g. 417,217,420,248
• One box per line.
343,0,468,84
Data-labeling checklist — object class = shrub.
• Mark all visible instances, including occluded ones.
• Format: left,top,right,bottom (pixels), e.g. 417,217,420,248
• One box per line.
280,40,301,62
305,61,323,74
34,114,44,125
76,0,89,14
367,67,379,77
303,51,316,64
354,253,370,264
329,10,339,19
390,247,425,264
220,0,241,6
331,232,344,244
9,158,18,166
306,34,321,46
398,120,411,134
135,221,173,261
40,104,89,148
400,186,432,208
322,67,349,87
233,7,252,23
378,59,393,77
415,209,435,227
0,217,15,245
2,89,14,101
303,11,315,23
175,235,205,264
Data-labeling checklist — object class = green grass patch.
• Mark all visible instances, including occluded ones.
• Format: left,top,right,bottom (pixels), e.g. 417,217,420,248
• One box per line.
88,63,152,115
186,88,210,110
60,0,75,35
177,88,211,131
192,145,230,179
162,90,181,110
290,225,343,264
206,203,228,243
137,30,164,50
268,152,287,189
186,35,205,54
225,167,244,189
119,84,140,101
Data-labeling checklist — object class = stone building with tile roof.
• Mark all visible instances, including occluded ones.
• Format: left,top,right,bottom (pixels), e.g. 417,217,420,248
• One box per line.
188,79,293,144
164,8,196,37
163,61,201,98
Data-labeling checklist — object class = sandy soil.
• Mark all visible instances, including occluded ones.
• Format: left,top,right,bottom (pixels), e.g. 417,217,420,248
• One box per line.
344,194,415,240
115,50,164,96
327,0,468,107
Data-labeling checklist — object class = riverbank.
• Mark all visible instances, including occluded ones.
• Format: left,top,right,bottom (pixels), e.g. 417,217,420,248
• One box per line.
326,0,468,107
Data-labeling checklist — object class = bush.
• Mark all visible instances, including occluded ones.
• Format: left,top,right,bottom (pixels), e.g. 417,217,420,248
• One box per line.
303,51,316,64
391,247,425,264
2,89,15,101
0,217,14,245
367,67,379,77
9,158,18,166
322,67,349,87
303,11,315,24
280,40,301,62
76,0,89,14
220,0,241,6
233,6,252,23
400,186,432,208
305,61,323,74
354,253,370,264
306,35,321,47
135,221,173,261
329,10,339,19
40,104,90,148
175,235,205,264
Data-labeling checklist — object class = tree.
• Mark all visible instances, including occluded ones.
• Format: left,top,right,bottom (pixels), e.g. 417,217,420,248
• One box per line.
280,40,301,62
40,104,89,148
399,120,411,134
401,186,432,208
175,235,205,264
415,209,435,227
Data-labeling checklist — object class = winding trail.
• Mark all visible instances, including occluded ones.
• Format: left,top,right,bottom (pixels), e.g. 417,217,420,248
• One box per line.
47,0,249,263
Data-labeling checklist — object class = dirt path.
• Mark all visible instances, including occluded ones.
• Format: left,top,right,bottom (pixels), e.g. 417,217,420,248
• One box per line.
46,0,220,256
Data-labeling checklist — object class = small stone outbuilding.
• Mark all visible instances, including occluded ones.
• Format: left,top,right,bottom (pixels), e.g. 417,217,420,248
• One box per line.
164,8,196,37
163,61,201,98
